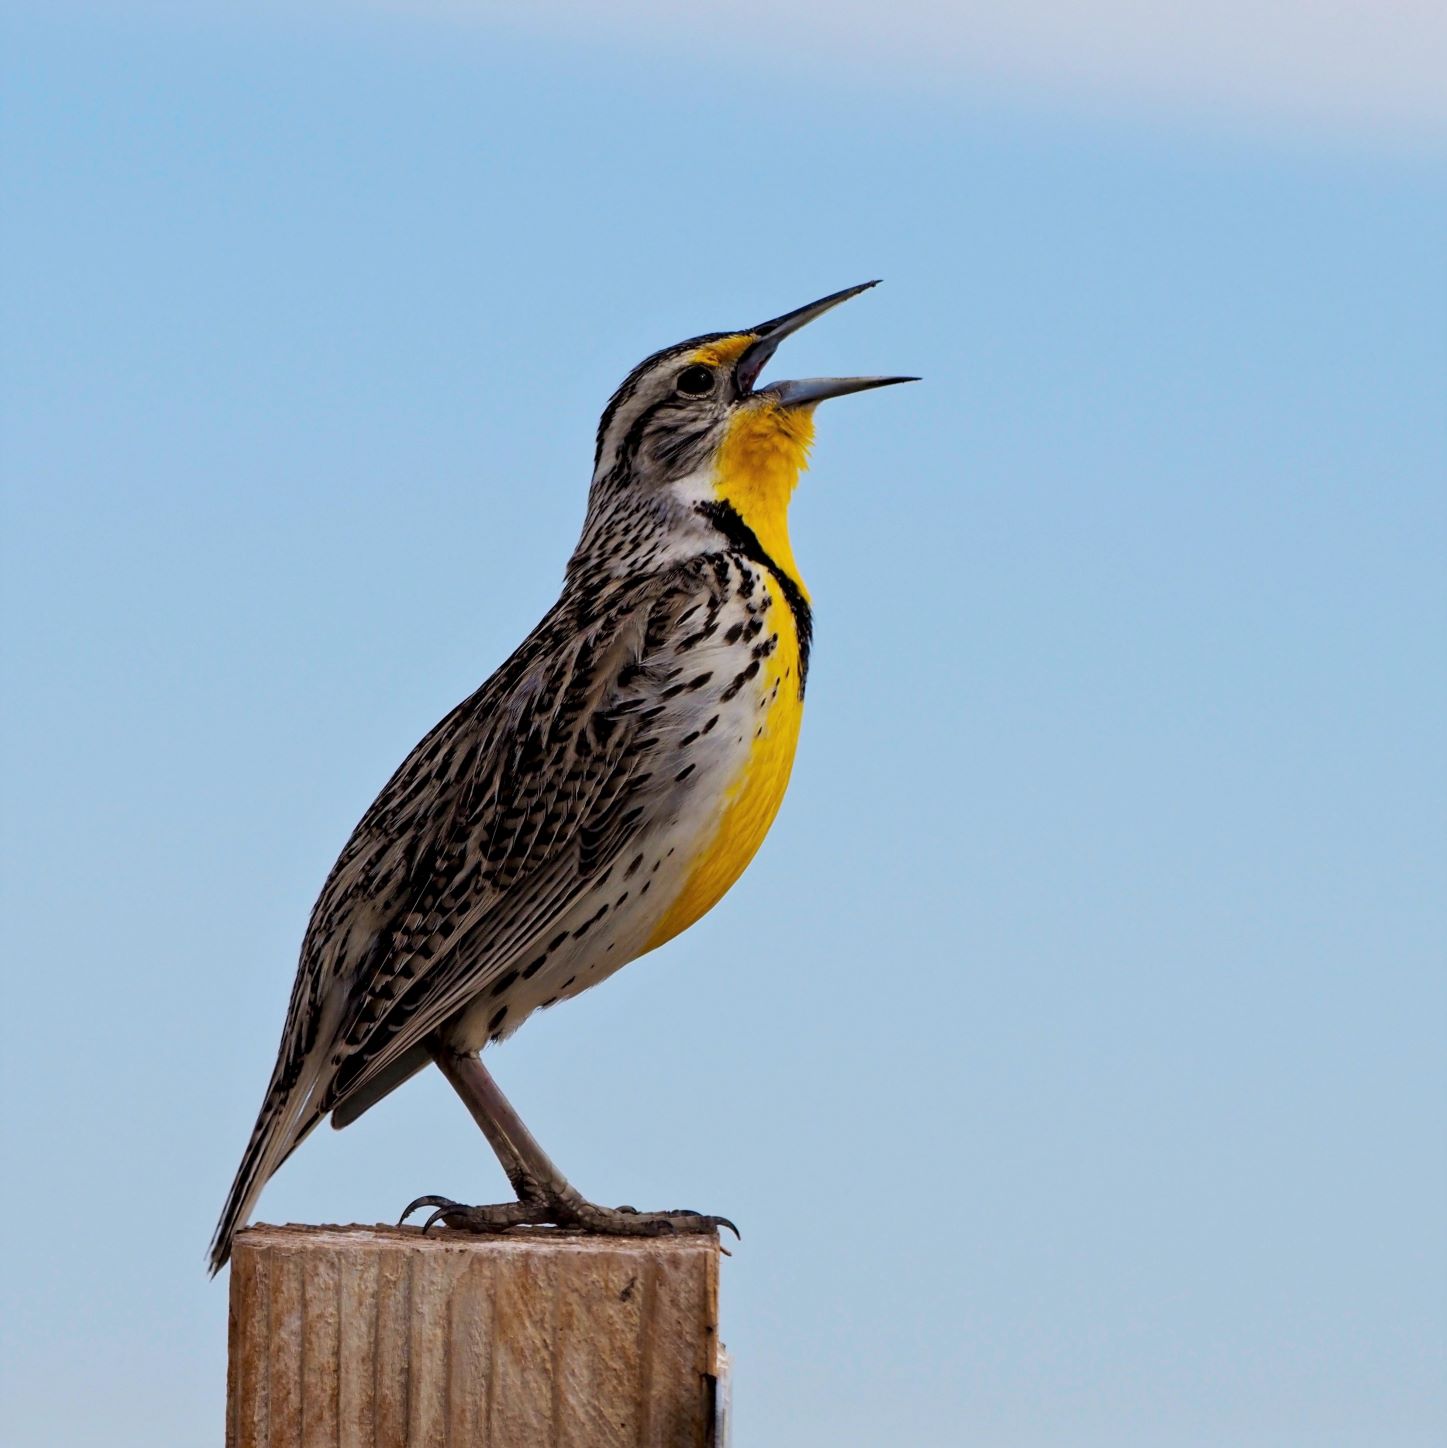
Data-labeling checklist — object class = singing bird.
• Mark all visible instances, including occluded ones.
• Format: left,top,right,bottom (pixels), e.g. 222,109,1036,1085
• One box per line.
210,282,914,1272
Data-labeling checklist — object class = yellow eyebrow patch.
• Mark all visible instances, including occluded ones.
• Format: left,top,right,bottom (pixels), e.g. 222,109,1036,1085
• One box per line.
691,333,757,368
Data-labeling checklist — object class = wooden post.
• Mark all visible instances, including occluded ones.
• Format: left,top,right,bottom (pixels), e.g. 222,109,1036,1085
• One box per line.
226,1224,728,1448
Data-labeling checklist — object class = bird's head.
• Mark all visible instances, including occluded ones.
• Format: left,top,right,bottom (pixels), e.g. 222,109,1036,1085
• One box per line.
583,282,914,584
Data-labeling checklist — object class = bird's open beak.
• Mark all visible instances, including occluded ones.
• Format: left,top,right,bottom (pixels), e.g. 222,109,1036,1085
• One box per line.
736,280,918,406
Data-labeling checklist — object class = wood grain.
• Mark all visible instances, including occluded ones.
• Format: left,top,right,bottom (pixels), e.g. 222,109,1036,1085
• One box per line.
226,1225,725,1448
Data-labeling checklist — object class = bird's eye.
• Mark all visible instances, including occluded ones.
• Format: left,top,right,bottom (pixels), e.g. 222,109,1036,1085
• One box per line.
675,364,716,397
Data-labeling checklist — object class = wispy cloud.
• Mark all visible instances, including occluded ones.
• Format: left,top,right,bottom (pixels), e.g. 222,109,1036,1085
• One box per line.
379,0,1447,145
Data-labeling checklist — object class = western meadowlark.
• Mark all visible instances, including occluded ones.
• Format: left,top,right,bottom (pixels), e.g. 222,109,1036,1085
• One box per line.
209,282,913,1273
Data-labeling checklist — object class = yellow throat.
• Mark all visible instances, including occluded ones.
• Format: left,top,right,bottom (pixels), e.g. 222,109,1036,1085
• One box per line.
691,331,814,587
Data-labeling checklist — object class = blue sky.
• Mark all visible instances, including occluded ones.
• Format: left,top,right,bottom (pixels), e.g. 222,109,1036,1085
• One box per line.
2,5,1444,1446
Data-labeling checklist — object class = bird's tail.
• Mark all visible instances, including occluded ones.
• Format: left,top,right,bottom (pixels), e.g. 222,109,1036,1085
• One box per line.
208,1075,323,1275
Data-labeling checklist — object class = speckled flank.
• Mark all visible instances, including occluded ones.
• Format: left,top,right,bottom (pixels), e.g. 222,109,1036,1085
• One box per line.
643,577,803,952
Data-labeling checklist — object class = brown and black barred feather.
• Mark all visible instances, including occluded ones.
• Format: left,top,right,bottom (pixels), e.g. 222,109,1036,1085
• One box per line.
209,558,728,1271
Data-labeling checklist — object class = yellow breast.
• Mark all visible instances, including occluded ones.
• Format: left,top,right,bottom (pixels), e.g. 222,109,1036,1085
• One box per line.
643,394,815,953
644,591,804,952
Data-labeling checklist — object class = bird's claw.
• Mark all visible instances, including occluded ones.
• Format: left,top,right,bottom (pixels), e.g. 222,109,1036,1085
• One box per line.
399,1191,738,1239
399,1194,458,1227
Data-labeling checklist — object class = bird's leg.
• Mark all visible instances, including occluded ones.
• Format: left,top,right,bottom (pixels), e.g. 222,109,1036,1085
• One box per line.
400,1046,736,1239
427,1046,567,1203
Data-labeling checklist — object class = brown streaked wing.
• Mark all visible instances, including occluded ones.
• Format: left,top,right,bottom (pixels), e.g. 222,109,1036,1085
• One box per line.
307,561,721,1114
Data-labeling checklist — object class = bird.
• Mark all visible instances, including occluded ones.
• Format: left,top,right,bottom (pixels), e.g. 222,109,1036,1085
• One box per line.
209,281,914,1273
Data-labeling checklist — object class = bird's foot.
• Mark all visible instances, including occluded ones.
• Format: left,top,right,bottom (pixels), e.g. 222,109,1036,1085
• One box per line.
400,1190,737,1239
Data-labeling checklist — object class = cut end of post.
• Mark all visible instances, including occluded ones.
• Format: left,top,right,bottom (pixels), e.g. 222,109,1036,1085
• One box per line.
226,1222,728,1447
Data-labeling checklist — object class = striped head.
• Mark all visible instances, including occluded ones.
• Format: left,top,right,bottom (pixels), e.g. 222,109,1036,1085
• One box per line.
576,282,915,583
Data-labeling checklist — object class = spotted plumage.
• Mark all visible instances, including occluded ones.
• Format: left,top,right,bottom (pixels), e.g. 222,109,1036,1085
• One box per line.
210,283,914,1271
